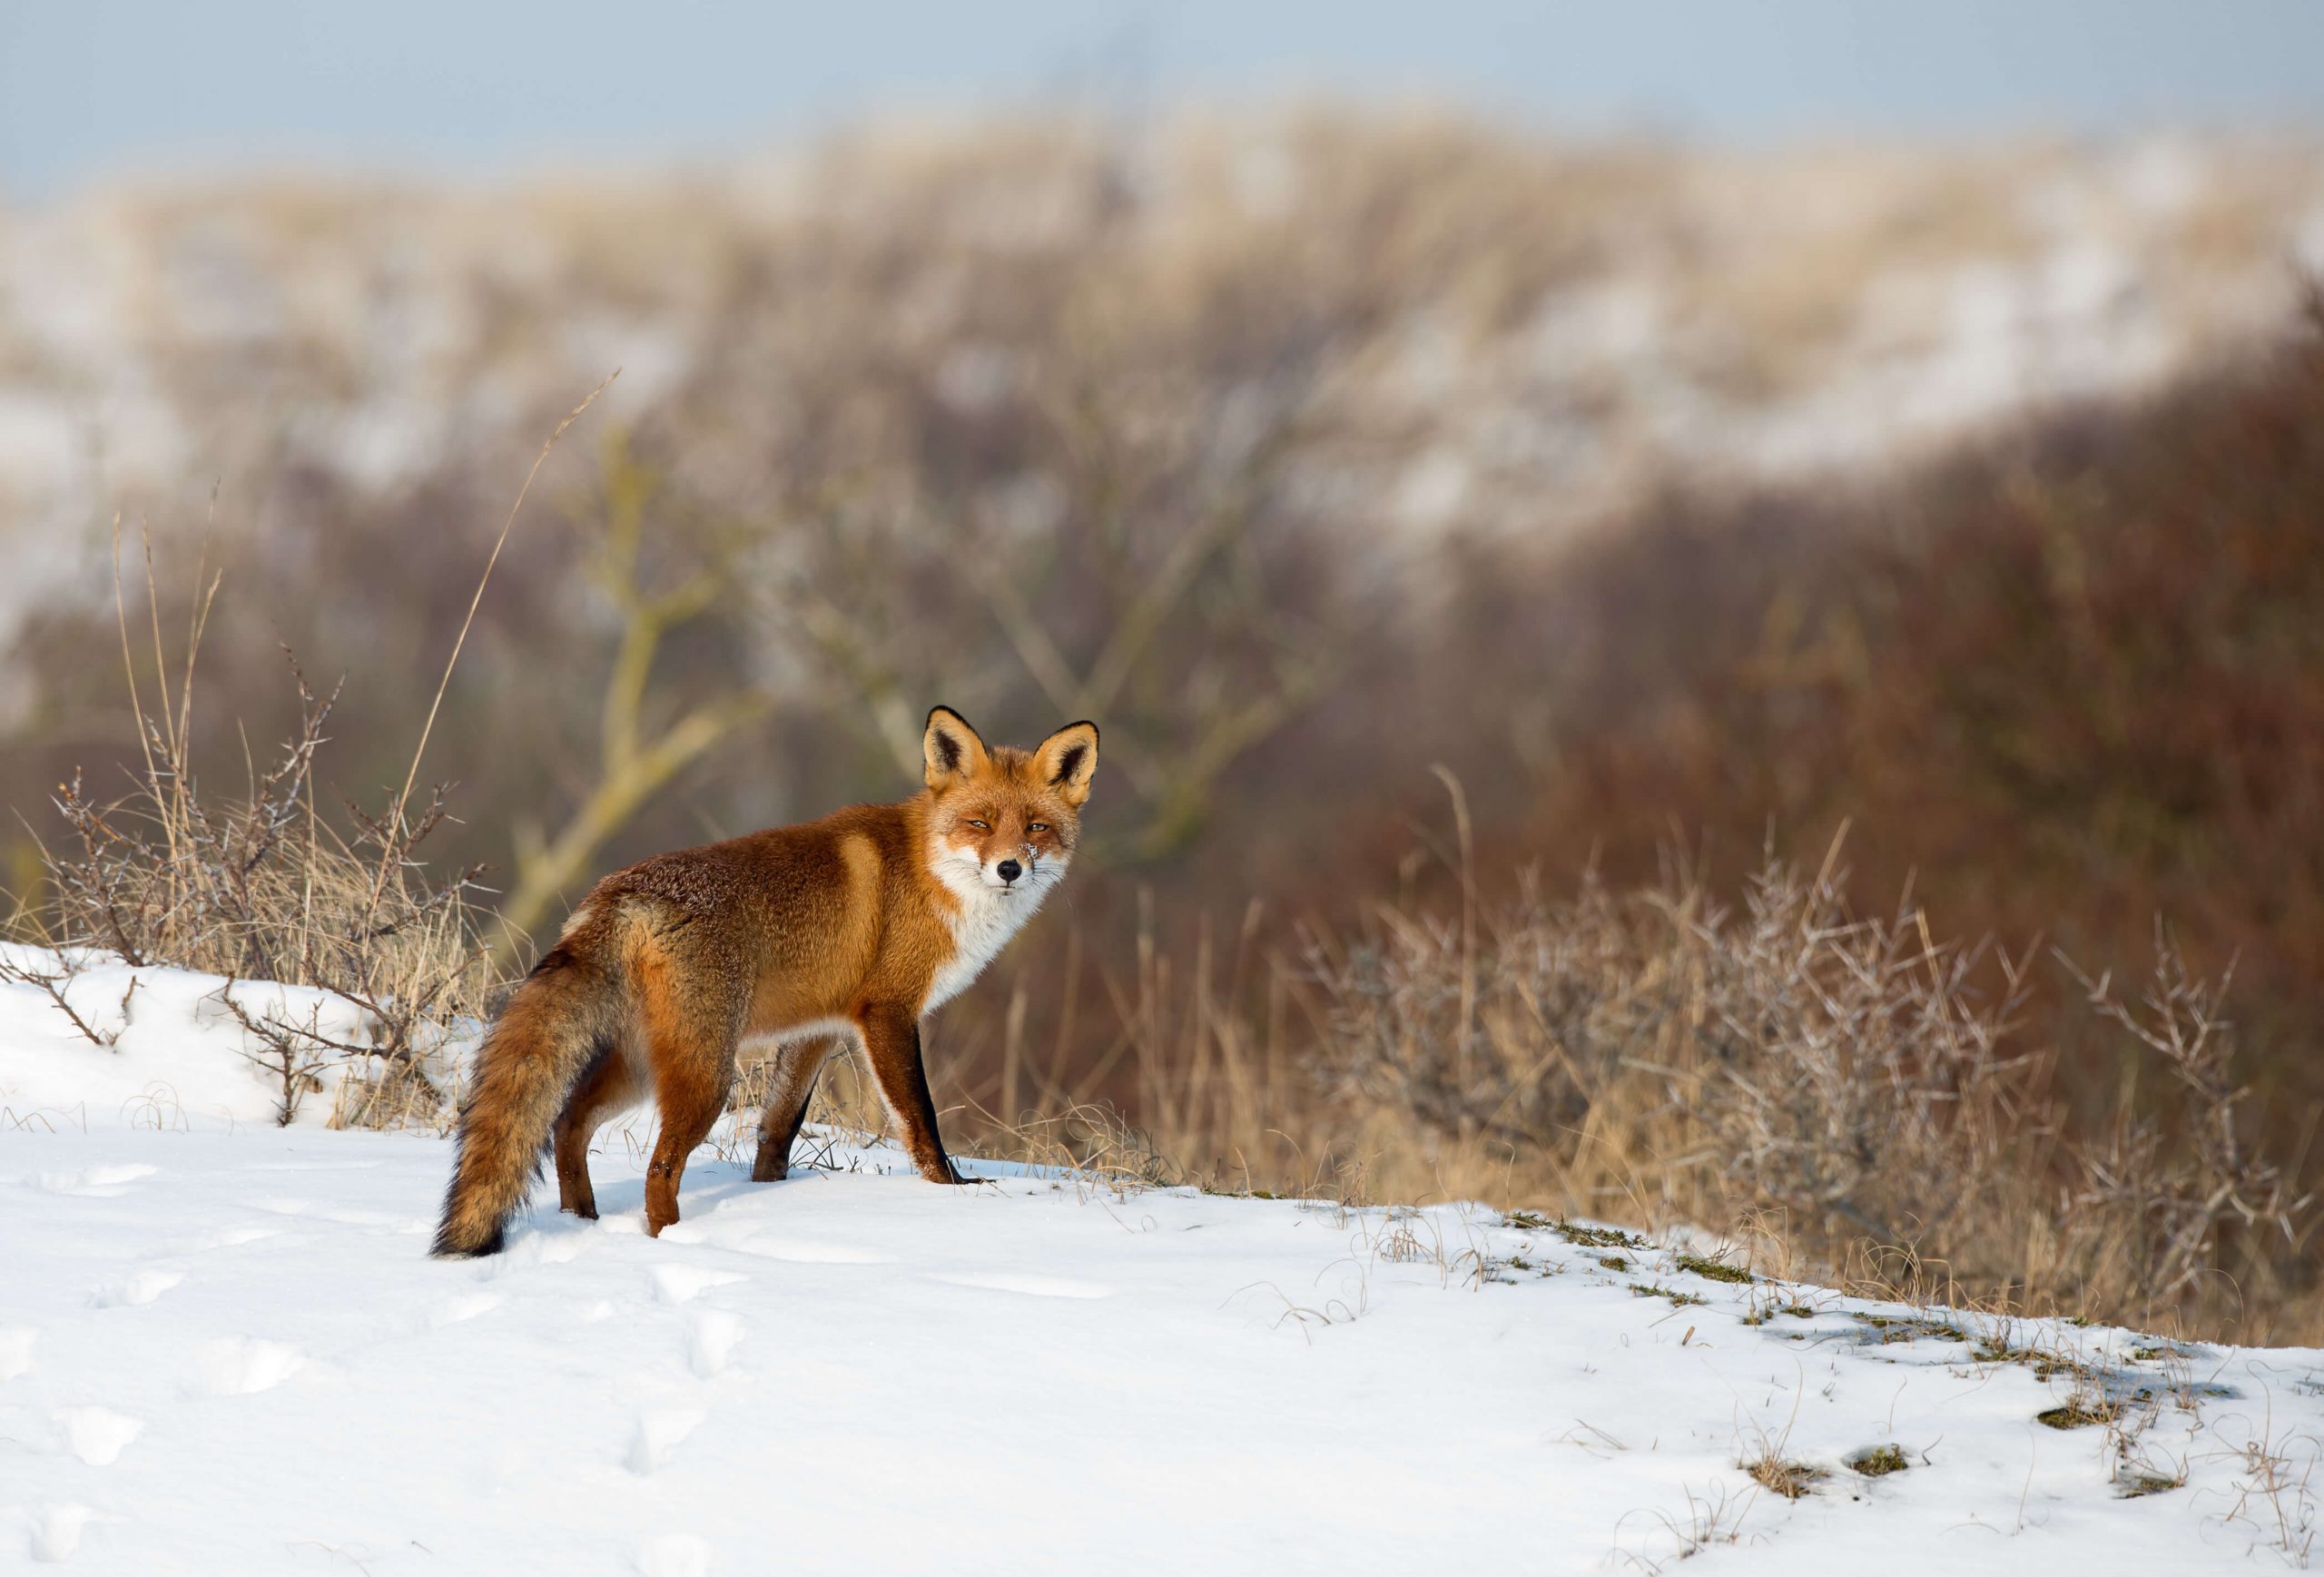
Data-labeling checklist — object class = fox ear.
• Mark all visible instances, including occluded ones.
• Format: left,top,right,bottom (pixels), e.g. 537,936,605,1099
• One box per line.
1032,721,1100,807
922,705,990,792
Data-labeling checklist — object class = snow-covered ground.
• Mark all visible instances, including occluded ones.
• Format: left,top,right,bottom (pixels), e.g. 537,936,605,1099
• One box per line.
4,958,2319,1573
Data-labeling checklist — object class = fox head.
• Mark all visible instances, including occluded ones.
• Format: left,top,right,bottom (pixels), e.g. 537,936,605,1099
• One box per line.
921,705,1098,901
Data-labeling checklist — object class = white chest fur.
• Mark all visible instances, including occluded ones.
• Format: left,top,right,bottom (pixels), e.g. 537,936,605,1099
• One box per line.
924,855,1049,1012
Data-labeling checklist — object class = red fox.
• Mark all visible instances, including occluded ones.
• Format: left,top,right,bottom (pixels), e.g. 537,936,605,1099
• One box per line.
432,706,1098,1257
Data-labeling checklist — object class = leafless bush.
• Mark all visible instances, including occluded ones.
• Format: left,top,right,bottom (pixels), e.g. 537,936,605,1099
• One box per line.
1246,825,2320,1340
1306,834,2043,1244
1674,854,2044,1260
206,982,340,1129
2064,933,2316,1323
6,544,497,1127
0,953,133,1049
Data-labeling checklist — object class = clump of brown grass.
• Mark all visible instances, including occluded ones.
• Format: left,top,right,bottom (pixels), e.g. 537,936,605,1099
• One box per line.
1847,1444,1911,1477
1743,1453,1827,1501
2038,1399,2122,1431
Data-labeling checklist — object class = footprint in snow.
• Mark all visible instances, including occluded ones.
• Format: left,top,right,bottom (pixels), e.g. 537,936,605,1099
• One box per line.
198,1338,305,1396
502,1230,586,1267
35,1163,156,1197
689,1311,744,1378
636,1533,714,1577
53,1406,143,1466
27,1503,94,1564
651,1266,745,1306
733,1236,894,1266
250,1198,409,1230
315,1209,411,1229
931,1271,1110,1300
429,1293,501,1329
90,1268,182,1308
178,1226,281,1254
0,1326,35,1381
626,1409,706,1474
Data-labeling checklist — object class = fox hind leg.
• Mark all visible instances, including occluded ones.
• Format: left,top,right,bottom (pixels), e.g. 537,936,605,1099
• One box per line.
552,1043,637,1219
644,1067,731,1236
752,1034,841,1183
639,961,742,1237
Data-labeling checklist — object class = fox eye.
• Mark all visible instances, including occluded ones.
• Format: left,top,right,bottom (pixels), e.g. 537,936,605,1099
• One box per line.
1028,822,1049,833
966,819,990,831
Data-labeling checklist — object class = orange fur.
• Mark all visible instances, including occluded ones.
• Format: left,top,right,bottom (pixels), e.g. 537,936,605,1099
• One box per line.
432,707,1097,1257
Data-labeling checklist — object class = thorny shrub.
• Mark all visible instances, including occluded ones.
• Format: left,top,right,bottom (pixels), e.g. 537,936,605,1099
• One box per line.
4,565,495,1128
1298,843,2316,1341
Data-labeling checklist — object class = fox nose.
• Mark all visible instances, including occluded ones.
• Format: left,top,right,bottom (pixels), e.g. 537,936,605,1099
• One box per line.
996,859,1022,884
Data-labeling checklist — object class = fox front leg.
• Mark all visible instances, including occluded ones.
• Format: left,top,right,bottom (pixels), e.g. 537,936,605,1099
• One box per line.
855,1007,971,1185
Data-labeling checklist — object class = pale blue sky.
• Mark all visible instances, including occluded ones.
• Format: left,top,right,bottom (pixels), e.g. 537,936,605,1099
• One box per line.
5,1,2321,202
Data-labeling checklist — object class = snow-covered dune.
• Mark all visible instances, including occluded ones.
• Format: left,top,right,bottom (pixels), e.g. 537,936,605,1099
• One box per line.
5,122,2322,601
3,960,2318,1572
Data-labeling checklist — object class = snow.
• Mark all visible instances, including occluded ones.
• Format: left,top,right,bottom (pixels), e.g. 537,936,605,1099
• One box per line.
4,955,2321,1572
0,944,463,1133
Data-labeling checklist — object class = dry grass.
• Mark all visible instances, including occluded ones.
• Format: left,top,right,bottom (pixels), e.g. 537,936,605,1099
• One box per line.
2217,1411,2320,1565
728,1040,1174,1198
917,816,2319,1345
2164,1378,2324,1564
1,541,503,1129
1847,1444,1911,1478
1742,1454,1827,1501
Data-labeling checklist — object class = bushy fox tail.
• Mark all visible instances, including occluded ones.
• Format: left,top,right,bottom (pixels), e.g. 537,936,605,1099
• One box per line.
432,931,625,1258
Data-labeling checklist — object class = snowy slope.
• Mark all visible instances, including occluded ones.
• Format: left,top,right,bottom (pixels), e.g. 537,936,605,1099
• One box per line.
3,959,2319,1574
